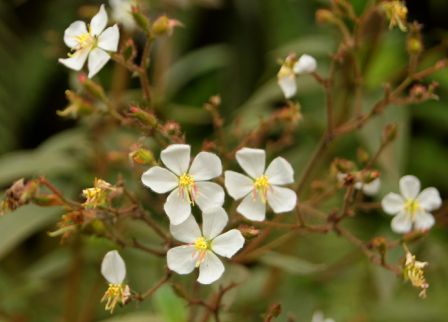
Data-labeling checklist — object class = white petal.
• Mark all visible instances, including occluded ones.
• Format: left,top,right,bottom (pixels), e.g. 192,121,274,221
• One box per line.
399,175,421,199
197,251,225,284
58,47,89,71
267,186,297,213
170,215,201,243
278,74,297,99
417,187,442,211
293,54,317,74
141,166,178,194
391,212,412,234
98,25,120,52
235,148,266,178
87,47,110,78
414,211,435,231
237,192,266,221
167,246,196,275
164,188,191,225
195,182,225,211
189,152,222,181
265,157,294,185
212,229,245,258
381,193,405,215
101,250,126,284
361,178,381,196
63,21,87,48
90,4,108,36
224,171,253,200
202,207,228,240
161,144,191,176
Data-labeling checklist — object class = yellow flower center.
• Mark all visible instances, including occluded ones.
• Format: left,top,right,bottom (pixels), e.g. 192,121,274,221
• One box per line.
253,175,270,203
193,236,209,267
382,1,408,31
82,187,107,208
178,173,197,204
101,283,130,313
404,199,421,218
74,32,96,50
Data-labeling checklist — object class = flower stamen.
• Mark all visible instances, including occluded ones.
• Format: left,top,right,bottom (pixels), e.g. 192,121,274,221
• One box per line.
193,236,209,267
404,199,421,218
101,283,130,313
178,173,197,204
253,175,270,203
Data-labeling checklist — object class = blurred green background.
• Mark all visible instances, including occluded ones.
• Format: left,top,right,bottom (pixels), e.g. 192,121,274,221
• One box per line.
1,0,448,321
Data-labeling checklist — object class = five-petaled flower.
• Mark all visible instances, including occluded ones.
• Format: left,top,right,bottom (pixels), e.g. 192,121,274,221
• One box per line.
101,250,131,313
166,207,245,284
141,144,225,225
381,175,441,234
59,4,120,78
224,148,297,221
277,53,317,99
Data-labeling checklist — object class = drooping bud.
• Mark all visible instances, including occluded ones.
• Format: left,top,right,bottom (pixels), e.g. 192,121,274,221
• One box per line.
57,90,93,118
131,5,150,32
129,146,154,165
129,106,158,127
80,74,107,101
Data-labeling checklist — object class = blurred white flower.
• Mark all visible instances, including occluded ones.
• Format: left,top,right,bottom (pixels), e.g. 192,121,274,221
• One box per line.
141,144,224,225
277,53,317,99
337,172,381,196
166,207,245,284
311,311,335,322
101,250,130,313
381,175,441,233
109,0,137,31
225,148,297,221
59,4,120,78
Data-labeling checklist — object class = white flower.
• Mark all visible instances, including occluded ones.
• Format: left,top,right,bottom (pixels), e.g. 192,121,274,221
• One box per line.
224,148,297,221
141,144,225,225
277,53,317,99
311,311,335,322
101,250,130,313
110,0,136,31
59,4,120,78
337,172,381,196
381,175,441,234
166,207,245,284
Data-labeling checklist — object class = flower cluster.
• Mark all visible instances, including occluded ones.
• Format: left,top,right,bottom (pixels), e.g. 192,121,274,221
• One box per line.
403,248,429,298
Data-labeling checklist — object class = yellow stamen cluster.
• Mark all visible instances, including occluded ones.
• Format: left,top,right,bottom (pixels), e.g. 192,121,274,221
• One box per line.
193,236,209,267
381,1,408,32
75,32,96,50
82,178,113,208
178,173,197,204
101,283,130,313
403,252,429,298
404,199,421,218
253,175,270,203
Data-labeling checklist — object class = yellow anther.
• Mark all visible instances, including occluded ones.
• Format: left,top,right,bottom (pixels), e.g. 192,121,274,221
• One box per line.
403,251,429,298
101,283,130,313
253,175,270,203
404,199,421,217
194,237,208,251
178,173,197,204
75,32,96,50
382,1,408,31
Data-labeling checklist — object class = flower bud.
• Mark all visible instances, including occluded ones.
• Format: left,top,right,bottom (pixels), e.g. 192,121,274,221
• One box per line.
129,106,158,127
121,39,137,62
151,15,183,36
333,158,355,173
129,147,154,165
131,6,150,32
315,9,337,24
80,75,107,101
238,225,260,239
57,90,93,118
357,148,370,164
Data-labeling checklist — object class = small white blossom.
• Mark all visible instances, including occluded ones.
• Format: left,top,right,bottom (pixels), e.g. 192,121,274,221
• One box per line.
166,207,245,284
382,175,441,234
277,53,317,99
59,4,120,78
109,0,137,31
337,172,381,196
311,311,335,322
141,144,225,225
101,250,130,313
224,148,297,221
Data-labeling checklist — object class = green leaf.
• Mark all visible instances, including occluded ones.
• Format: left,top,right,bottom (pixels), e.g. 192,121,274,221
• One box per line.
153,285,188,322
259,251,326,275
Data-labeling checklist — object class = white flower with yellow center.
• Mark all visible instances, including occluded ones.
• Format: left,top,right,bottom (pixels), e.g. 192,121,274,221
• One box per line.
167,207,245,284
101,250,130,313
224,148,297,221
381,175,441,233
109,0,137,31
277,54,317,99
59,4,120,78
141,144,224,225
